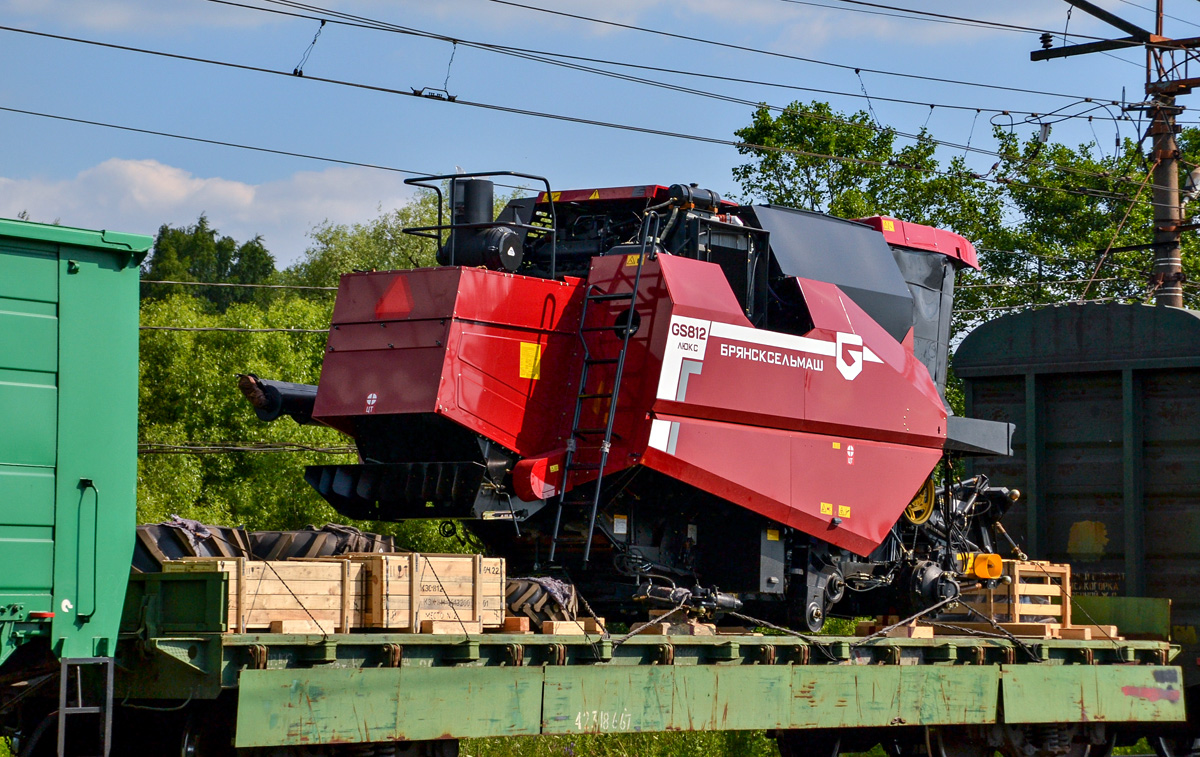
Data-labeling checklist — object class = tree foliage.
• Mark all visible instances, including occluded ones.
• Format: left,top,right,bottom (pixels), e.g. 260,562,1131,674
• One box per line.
733,101,1005,242
142,214,276,310
137,201,461,551
734,100,1200,337
138,293,342,530
284,193,442,288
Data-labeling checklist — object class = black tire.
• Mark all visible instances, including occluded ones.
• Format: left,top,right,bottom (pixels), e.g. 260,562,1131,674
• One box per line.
505,579,577,630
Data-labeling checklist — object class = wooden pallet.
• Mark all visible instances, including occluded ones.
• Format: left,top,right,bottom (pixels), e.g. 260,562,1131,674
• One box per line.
540,617,606,635
855,618,934,638
961,560,1071,626
163,557,363,634
935,560,1124,640
324,553,506,632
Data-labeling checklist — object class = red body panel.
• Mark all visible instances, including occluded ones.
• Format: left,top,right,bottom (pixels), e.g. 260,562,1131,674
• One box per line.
635,256,946,555
314,267,584,454
314,251,947,556
537,185,669,203
856,215,980,270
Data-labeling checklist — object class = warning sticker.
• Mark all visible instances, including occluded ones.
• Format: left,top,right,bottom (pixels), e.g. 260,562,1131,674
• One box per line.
613,514,628,535
766,528,780,542
838,505,851,518
625,253,642,267
820,502,833,515
519,342,542,380
882,218,896,232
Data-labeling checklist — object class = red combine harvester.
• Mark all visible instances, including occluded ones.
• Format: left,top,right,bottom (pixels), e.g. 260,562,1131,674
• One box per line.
244,171,1018,630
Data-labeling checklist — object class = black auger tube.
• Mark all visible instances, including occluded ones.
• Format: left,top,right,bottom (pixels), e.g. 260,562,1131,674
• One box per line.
237,374,318,425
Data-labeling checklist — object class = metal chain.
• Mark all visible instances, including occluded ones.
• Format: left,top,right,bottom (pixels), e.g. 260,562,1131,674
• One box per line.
612,602,687,647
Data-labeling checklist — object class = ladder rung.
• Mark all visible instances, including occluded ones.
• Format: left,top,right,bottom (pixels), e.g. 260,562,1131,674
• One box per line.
581,325,617,332
577,393,612,400
573,428,607,435
63,706,103,715
587,291,635,301
571,463,603,470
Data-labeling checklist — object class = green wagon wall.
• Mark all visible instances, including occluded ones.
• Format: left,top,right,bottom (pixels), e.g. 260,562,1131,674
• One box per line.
0,219,150,664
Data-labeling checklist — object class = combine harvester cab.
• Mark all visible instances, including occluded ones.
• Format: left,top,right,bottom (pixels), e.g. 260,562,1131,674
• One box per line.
249,172,1015,630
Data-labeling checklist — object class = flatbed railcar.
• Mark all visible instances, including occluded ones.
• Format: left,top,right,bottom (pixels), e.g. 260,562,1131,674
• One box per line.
0,213,1187,757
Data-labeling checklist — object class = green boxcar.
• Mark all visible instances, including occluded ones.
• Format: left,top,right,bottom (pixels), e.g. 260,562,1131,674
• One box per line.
0,218,150,665
956,303,1200,689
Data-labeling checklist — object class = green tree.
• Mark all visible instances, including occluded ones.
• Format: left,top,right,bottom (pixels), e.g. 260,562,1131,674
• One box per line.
285,194,441,288
732,101,1200,338
137,199,476,551
138,292,344,529
285,186,525,288
142,214,276,310
732,100,1005,244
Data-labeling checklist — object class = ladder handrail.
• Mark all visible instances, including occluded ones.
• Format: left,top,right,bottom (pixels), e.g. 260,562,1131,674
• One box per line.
547,213,660,566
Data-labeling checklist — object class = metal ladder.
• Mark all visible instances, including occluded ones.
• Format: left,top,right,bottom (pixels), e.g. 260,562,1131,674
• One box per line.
57,657,113,757
548,214,659,566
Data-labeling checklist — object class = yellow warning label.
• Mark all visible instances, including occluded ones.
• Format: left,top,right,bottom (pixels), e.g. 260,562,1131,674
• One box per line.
832,442,841,450
838,505,851,518
539,192,562,202
882,218,896,232
519,342,542,380
820,502,833,515
589,189,600,200
549,464,559,473
625,254,642,267
766,529,780,542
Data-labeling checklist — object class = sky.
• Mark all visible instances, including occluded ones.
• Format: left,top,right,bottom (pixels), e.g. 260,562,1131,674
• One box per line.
1,0,1195,267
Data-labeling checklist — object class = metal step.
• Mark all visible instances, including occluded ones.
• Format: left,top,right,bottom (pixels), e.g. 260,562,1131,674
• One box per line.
58,657,113,757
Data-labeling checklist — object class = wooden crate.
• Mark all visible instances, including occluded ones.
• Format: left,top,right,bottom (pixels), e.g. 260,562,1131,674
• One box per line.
349,553,505,631
960,560,1071,627
162,557,363,634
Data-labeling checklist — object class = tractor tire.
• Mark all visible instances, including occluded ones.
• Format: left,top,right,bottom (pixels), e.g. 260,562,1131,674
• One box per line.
505,579,577,630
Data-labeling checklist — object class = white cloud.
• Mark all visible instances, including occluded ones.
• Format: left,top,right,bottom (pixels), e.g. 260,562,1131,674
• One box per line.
0,0,276,32
0,158,416,265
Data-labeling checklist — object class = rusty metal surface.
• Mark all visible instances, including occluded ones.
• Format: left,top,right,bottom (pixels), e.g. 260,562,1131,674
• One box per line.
1001,665,1185,723
214,632,1183,747
235,666,544,747
231,654,1185,746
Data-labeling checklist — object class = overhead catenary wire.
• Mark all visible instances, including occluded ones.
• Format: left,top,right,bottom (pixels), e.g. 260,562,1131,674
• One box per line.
9,18,1170,199
953,296,1124,315
780,0,1129,40
206,0,1137,123
139,325,328,333
198,3,1176,199
482,0,1119,101
956,276,1124,289
138,442,356,454
22,12,1163,199
0,33,1173,212
141,279,337,291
